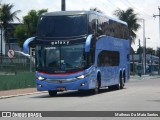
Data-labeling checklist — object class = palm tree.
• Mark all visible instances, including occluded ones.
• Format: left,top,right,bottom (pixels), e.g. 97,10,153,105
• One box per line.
0,3,21,49
114,8,140,75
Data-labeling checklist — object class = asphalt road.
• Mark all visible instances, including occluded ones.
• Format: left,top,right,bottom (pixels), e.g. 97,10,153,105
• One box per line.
0,77,160,120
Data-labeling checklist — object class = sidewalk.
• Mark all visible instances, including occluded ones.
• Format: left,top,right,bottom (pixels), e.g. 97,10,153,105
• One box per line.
0,88,38,98
130,75,160,80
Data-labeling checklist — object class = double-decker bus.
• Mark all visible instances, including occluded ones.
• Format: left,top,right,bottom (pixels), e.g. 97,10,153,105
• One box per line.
24,11,130,96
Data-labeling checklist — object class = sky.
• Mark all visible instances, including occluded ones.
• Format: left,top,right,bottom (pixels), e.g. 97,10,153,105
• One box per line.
1,0,160,51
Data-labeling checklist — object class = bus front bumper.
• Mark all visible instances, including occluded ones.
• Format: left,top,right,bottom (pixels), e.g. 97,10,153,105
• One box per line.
36,78,89,91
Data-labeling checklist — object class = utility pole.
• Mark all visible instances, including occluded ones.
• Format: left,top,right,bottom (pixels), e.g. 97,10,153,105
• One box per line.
138,18,145,74
0,25,2,64
153,7,160,75
138,39,142,63
145,37,150,74
61,0,66,11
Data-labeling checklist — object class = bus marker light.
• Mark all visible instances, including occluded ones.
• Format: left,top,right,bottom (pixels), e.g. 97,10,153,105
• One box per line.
81,82,86,86
38,84,42,87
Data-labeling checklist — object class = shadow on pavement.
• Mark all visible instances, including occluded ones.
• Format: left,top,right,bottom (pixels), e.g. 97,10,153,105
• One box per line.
31,87,127,98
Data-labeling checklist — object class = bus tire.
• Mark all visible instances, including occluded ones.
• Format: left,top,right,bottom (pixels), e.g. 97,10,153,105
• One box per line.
108,75,124,90
115,74,124,90
120,73,125,89
48,90,57,97
108,84,119,90
93,74,101,94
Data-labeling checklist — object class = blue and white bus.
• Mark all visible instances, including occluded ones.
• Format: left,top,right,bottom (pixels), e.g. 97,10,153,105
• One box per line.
24,11,130,96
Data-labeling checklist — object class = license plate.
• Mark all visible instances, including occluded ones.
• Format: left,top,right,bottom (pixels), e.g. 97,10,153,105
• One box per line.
57,87,66,91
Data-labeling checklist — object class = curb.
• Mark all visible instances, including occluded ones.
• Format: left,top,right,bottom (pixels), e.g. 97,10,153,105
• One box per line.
130,75,160,80
0,91,47,99
149,76,160,79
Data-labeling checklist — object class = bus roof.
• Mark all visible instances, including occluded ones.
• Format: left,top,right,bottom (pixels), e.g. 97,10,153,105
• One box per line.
42,10,127,26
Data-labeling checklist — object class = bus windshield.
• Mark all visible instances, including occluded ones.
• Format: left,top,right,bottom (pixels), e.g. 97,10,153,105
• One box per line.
36,44,88,73
37,15,87,37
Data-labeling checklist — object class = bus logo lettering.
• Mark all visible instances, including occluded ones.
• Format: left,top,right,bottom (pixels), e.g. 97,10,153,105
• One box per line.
51,41,70,45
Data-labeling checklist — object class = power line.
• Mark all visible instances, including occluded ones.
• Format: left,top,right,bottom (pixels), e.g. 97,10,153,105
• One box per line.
107,0,120,9
119,0,131,8
124,0,153,18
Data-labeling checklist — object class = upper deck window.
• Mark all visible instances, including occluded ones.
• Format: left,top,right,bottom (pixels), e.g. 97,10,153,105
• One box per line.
37,14,87,37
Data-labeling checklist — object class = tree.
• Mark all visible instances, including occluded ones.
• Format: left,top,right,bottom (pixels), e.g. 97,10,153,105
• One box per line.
114,8,141,75
146,48,155,55
23,9,48,36
156,47,160,57
14,9,48,47
14,24,28,47
0,3,21,49
136,47,143,55
90,8,102,13
114,8,140,44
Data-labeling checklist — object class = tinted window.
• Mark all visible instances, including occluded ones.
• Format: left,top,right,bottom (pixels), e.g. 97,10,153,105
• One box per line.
106,20,128,39
95,16,129,39
98,50,120,67
89,14,97,35
36,44,91,73
37,15,87,37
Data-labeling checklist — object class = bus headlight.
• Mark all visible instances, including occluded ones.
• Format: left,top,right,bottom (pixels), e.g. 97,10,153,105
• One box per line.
37,76,46,81
77,70,92,79
77,75,86,79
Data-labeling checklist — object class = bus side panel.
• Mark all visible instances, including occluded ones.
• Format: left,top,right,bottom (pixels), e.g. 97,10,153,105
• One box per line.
95,37,118,87
95,36,130,87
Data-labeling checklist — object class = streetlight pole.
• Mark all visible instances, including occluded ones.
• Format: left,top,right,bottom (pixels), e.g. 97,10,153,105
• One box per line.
138,18,145,74
153,7,160,75
145,37,150,74
61,0,66,11
0,24,2,64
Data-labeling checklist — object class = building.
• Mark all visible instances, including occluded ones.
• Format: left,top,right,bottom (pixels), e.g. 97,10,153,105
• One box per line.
0,26,5,55
0,23,22,56
130,54,159,74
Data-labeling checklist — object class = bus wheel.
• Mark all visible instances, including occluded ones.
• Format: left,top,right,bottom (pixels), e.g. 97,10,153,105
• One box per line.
120,75,125,89
108,75,124,90
48,90,57,97
94,80,99,94
93,75,101,94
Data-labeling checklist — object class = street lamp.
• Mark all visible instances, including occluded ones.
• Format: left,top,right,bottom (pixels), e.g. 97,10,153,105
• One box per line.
153,7,160,75
145,37,150,74
138,18,145,74
0,24,3,63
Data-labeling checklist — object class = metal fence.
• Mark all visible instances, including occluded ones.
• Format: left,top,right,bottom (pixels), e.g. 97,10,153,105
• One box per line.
0,55,35,74
0,55,35,90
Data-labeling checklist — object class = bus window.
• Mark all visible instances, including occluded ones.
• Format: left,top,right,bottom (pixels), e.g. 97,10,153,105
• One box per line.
89,14,97,36
37,15,87,37
36,46,44,68
98,50,120,67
